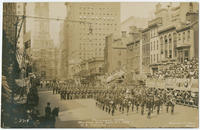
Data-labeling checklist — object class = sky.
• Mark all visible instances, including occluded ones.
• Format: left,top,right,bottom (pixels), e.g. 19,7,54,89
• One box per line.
120,2,157,21
46,2,180,46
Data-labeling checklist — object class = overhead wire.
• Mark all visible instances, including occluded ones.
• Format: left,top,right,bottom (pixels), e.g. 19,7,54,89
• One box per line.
3,14,92,24
4,14,93,34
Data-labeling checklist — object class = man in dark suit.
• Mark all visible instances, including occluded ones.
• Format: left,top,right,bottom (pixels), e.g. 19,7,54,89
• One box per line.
45,102,51,120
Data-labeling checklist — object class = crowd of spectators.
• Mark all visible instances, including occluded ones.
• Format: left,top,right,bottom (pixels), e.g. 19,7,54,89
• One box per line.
2,74,41,128
150,58,198,79
149,87,198,107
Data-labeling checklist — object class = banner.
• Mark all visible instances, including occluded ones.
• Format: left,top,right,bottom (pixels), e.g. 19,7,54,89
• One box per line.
146,78,198,91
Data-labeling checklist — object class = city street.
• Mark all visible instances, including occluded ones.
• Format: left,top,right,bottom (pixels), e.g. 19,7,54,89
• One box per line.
38,89,198,128
2,2,199,128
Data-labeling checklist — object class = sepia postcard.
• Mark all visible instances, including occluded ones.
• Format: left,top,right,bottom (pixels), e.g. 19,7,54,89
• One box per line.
1,1,199,128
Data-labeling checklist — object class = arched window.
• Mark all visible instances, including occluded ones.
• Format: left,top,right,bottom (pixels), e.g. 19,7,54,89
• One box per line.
160,36,163,54
164,35,167,44
169,34,172,50
183,32,185,41
187,30,190,41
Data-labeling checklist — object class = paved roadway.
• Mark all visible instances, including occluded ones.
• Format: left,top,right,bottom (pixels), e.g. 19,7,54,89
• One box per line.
37,89,198,128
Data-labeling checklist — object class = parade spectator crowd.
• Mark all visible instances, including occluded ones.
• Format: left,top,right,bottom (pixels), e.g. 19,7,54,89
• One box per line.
2,74,41,128
150,58,198,79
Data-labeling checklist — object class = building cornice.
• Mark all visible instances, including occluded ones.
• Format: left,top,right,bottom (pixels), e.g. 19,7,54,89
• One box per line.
158,25,176,34
127,39,140,46
148,17,162,28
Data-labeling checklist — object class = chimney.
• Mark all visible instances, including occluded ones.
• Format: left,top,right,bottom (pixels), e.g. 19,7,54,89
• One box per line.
122,31,126,37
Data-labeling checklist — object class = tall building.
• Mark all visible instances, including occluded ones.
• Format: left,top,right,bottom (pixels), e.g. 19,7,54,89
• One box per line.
58,22,69,80
31,3,56,80
3,3,27,78
3,3,18,78
64,2,120,62
3,3,17,44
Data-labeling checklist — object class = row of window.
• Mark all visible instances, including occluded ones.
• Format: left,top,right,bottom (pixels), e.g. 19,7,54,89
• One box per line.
80,47,104,51
80,7,114,10
178,30,191,42
80,37,105,40
79,16,116,21
150,30,191,54
81,27,117,31
80,43,104,47
80,53,103,60
150,40,159,51
160,30,190,43
150,54,159,64
142,44,150,55
150,49,174,64
127,43,140,50
80,23,117,26
80,12,117,16
80,32,109,36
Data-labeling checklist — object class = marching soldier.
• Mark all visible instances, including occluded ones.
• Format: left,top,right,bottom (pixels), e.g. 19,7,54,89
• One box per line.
171,98,175,115
126,101,131,116
102,101,105,111
141,99,145,115
121,101,125,114
108,104,111,114
111,103,115,116
131,98,135,112
156,98,161,115
67,89,69,100
135,100,139,113
147,99,151,119
166,99,169,113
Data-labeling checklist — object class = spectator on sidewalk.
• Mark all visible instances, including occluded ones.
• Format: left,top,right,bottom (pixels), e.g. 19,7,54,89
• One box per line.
45,102,51,120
